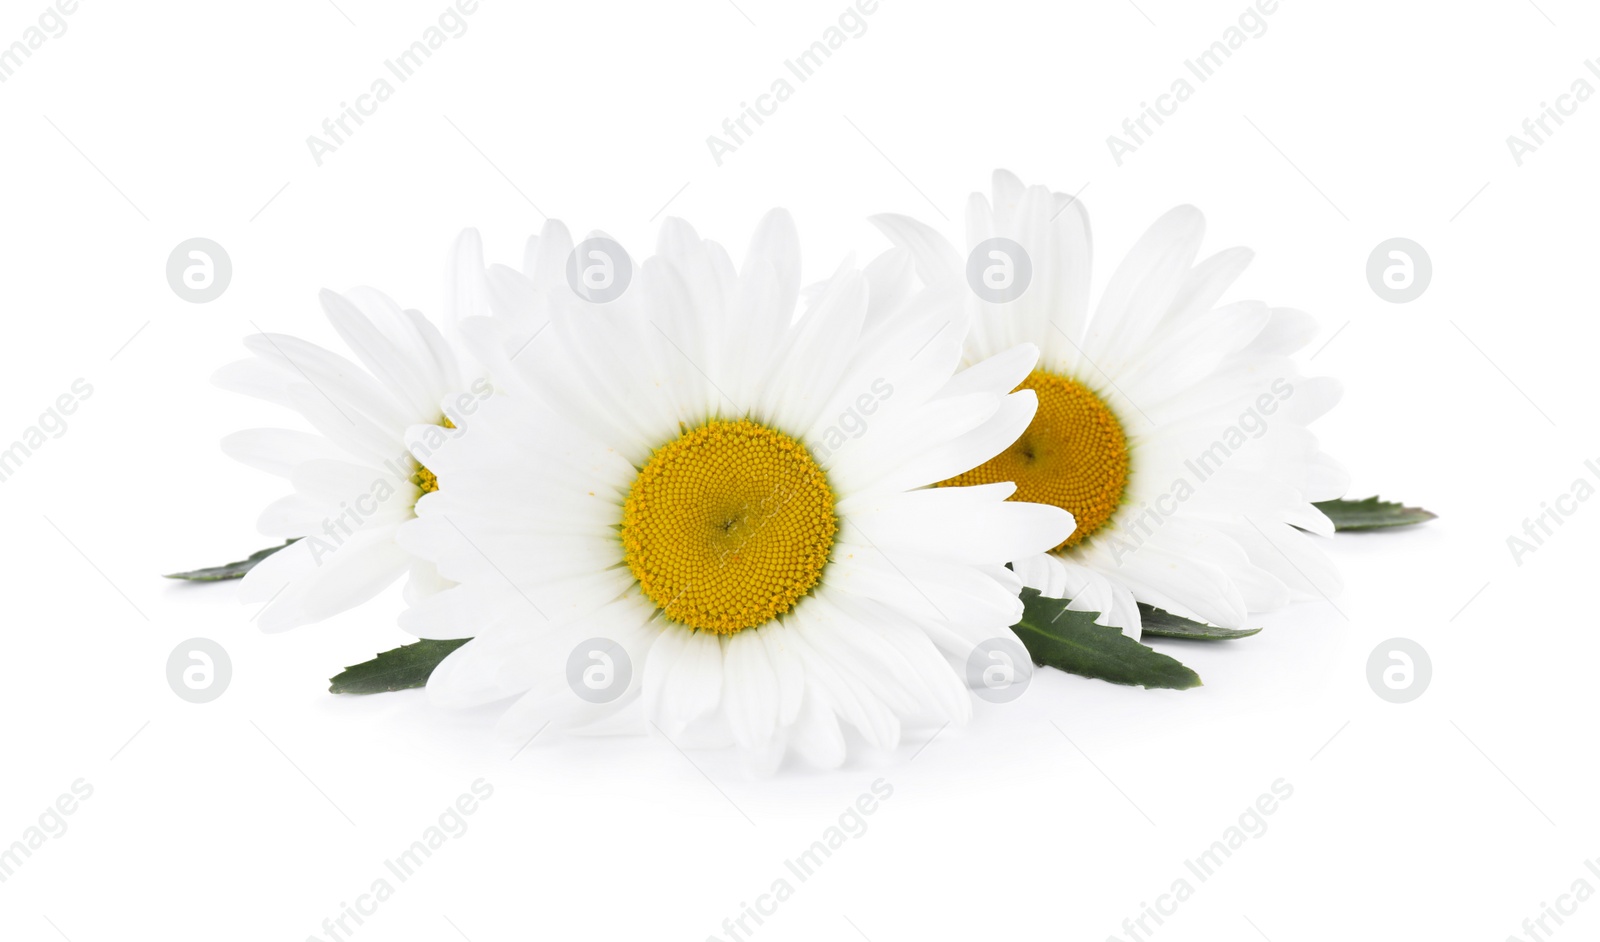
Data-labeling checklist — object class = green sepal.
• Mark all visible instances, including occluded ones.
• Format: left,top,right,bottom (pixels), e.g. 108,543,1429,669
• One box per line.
329,638,470,695
164,539,298,581
1012,589,1201,690
1315,496,1437,531
1138,602,1261,640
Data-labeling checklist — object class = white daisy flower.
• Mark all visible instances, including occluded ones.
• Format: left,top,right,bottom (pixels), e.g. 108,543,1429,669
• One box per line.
396,211,1073,767
215,290,484,632
873,170,1348,638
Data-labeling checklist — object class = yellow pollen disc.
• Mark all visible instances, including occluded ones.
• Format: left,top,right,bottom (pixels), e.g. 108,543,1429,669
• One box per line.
413,416,455,495
941,370,1129,551
622,419,838,635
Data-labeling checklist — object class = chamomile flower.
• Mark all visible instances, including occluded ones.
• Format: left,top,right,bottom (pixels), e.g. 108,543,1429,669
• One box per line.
396,211,1073,767
873,171,1348,637
215,289,483,632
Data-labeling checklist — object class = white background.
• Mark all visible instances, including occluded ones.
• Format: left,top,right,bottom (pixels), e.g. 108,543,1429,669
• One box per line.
0,0,1594,939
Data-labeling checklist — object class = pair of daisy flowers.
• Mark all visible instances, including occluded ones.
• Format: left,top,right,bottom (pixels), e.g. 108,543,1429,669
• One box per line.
199,171,1353,767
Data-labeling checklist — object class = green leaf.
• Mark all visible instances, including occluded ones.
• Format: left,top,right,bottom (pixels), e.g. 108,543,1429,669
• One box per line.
1138,602,1261,640
164,540,298,581
329,638,470,695
1012,589,1201,690
1315,496,1437,531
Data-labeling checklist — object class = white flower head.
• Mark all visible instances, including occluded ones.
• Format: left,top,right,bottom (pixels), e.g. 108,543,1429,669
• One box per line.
397,211,1073,768
873,170,1348,637
215,288,483,631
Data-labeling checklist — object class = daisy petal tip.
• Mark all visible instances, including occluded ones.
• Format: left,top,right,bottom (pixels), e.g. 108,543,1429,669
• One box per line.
991,166,1023,187
1008,386,1040,419
252,602,307,635
655,215,701,248
409,489,442,516
1165,203,1207,230
217,429,248,455
316,286,360,319
427,681,478,712
539,217,572,240
756,206,797,231
985,480,1019,501
1042,505,1077,544
208,361,243,390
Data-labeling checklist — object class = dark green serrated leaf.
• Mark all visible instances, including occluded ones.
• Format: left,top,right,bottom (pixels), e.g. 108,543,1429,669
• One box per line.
1137,602,1261,640
329,638,470,695
164,539,298,581
1314,496,1437,531
1012,589,1201,690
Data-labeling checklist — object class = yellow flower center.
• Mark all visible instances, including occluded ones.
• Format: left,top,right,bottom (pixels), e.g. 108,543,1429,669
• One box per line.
941,369,1129,550
413,417,455,495
622,419,837,635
